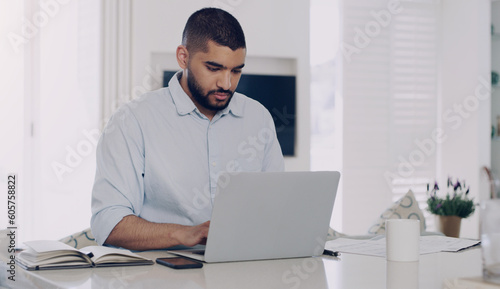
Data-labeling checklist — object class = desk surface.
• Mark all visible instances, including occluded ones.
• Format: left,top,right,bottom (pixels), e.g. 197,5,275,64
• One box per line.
5,248,495,289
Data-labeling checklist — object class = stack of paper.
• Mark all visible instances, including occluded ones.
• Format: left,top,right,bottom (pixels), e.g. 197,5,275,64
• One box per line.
324,235,480,258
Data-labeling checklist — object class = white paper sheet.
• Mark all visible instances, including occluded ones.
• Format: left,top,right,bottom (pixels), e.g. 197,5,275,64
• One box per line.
324,235,480,258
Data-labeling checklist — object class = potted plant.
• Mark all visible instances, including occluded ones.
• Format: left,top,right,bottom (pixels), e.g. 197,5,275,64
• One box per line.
426,177,475,237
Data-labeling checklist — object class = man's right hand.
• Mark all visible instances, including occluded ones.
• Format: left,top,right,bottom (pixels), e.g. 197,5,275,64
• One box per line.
173,220,210,247
105,215,211,250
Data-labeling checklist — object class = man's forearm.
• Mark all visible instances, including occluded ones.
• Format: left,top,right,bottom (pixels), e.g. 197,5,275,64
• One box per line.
105,215,209,250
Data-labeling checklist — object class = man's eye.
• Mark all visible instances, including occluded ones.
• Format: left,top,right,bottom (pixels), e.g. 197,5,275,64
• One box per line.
207,66,219,72
233,70,242,74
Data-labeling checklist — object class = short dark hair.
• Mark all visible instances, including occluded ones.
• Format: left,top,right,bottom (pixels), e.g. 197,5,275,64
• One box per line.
182,7,246,53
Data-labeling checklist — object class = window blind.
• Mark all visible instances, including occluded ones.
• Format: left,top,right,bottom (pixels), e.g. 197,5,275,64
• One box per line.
341,0,440,233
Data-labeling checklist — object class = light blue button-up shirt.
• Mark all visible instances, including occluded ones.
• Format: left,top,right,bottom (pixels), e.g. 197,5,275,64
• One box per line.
91,72,285,245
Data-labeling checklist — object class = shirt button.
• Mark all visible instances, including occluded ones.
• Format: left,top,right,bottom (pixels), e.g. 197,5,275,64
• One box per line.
212,161,216,167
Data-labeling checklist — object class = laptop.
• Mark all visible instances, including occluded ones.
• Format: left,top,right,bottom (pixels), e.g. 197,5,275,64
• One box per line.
170,171,340,263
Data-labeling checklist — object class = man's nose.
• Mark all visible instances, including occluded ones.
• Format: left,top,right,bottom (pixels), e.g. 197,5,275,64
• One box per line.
217,71,232,90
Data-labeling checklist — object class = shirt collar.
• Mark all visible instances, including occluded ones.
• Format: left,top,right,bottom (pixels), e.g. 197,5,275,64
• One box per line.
222,92,244,118
168,71,244,118
168,71,197,116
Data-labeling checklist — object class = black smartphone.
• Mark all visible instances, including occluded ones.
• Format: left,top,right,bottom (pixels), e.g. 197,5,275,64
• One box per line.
156,257,203,269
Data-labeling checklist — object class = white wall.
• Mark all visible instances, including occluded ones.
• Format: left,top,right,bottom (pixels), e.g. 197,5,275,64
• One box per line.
439,0,491,239
32,1,101,241
0,1,25,231
130,0,311,171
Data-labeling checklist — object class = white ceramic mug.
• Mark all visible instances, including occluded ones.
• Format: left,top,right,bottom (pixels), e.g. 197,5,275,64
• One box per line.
386,219,420,262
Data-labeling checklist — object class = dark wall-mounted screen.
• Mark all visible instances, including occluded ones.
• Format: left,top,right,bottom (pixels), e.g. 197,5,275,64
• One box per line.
163,71,296,156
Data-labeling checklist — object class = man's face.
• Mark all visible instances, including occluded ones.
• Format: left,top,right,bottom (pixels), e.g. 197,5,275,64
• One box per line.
185,40,246,114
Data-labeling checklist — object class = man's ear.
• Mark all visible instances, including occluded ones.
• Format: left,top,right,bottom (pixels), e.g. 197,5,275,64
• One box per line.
176,45,189,69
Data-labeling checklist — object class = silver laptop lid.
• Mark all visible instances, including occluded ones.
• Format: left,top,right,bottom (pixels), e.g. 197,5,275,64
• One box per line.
204,171,340,262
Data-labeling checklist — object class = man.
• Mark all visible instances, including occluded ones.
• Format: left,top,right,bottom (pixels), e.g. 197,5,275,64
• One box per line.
91,7,284,250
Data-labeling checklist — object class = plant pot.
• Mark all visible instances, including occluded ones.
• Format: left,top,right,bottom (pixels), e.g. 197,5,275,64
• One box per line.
439,215,462,238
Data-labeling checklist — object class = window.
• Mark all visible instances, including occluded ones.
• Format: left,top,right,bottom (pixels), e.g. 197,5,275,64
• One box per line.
0,1,101,242
341,0,440,234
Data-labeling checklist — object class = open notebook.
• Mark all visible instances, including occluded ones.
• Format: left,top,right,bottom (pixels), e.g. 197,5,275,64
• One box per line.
17,240,153,270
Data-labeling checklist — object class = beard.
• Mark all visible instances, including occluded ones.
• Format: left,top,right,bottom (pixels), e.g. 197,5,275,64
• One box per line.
186,69,234,112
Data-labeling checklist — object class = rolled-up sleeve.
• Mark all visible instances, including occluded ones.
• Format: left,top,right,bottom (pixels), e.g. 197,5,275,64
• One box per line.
91,105,145,245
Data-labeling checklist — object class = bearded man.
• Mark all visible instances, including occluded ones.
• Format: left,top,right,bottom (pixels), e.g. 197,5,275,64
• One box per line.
90,7,284,250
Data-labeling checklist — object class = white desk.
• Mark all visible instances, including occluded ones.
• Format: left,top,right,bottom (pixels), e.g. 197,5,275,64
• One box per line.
4,248,496,289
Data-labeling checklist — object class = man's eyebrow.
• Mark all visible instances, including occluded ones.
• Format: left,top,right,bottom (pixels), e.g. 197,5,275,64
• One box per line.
204,61,245,70
205,61,224,68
